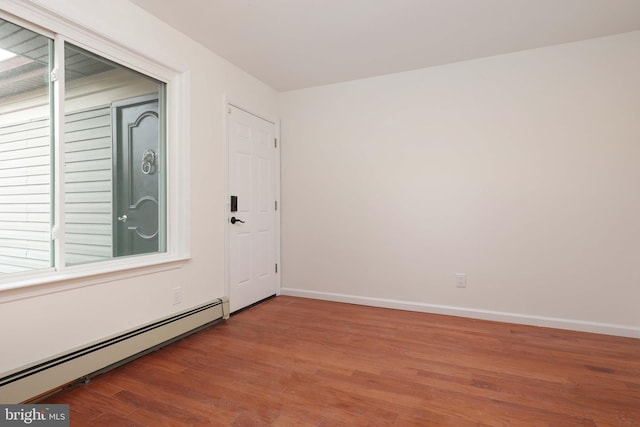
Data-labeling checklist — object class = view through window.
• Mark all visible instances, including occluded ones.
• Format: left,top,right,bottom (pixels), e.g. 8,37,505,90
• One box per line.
0,16,166,276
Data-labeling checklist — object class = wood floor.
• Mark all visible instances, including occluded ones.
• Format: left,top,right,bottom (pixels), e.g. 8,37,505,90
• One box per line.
44,296,640,426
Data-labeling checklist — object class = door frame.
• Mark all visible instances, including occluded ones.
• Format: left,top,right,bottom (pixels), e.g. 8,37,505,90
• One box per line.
223,98,281,307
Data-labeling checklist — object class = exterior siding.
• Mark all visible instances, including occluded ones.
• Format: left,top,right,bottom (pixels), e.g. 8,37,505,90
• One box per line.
0,117,51,273
0,105,113,272
64,105,113,265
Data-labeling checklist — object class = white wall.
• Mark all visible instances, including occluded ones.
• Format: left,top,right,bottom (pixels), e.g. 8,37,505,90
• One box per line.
279,31,640,336
0,0,278,375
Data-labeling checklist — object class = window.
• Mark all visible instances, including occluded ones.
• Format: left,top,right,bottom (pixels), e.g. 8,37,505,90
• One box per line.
0,13,176,285
0,19,53,274
63,44,166,266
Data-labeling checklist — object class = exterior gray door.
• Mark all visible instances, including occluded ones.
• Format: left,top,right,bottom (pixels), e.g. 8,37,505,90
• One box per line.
113,95,159,257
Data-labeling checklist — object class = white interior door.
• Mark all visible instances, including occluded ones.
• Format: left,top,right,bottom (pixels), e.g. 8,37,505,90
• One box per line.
227,105,277,312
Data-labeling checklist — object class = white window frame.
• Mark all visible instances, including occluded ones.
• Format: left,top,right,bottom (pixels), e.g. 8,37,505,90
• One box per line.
0,3,191,297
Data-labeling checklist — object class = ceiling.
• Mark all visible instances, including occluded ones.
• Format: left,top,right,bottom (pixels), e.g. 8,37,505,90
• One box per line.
130,0,640,92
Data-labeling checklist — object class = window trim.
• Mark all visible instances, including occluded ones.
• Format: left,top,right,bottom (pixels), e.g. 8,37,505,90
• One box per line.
0,2,191,295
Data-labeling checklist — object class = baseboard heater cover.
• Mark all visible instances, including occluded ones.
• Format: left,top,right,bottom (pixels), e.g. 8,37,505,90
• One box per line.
0,297,230,403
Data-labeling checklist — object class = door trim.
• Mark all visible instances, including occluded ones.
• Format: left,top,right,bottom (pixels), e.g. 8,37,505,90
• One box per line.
223,98,281,308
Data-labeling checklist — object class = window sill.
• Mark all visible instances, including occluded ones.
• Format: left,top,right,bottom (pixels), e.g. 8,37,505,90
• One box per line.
0,253,191,304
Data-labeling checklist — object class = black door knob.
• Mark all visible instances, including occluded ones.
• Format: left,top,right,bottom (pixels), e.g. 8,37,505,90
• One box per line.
230,216,245,224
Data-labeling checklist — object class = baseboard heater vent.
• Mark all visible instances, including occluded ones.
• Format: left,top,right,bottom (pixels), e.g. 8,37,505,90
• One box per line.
0,297,230,403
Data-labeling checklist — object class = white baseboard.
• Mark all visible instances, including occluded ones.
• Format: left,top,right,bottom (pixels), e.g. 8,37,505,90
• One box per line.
280,288,640,339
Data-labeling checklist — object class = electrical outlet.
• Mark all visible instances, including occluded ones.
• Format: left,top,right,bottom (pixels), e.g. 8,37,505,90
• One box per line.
455,273,466,288
172,286,183,305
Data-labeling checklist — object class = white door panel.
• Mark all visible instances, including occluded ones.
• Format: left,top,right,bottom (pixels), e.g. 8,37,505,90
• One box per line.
228,105,277,312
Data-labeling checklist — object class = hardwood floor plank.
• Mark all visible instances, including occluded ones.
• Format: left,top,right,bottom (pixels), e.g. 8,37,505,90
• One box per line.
88,412,146,427
41,296,640,426
45,387,135,425
112,389,209,425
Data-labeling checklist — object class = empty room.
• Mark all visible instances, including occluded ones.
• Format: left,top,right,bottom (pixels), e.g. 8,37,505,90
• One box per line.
0,0,639,425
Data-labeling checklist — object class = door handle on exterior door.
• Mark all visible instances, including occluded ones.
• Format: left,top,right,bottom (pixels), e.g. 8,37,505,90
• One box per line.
117,214,128,223
230,216,245,224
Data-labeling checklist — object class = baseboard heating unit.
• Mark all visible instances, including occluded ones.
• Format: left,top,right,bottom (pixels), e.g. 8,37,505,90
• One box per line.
0,297,229,403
